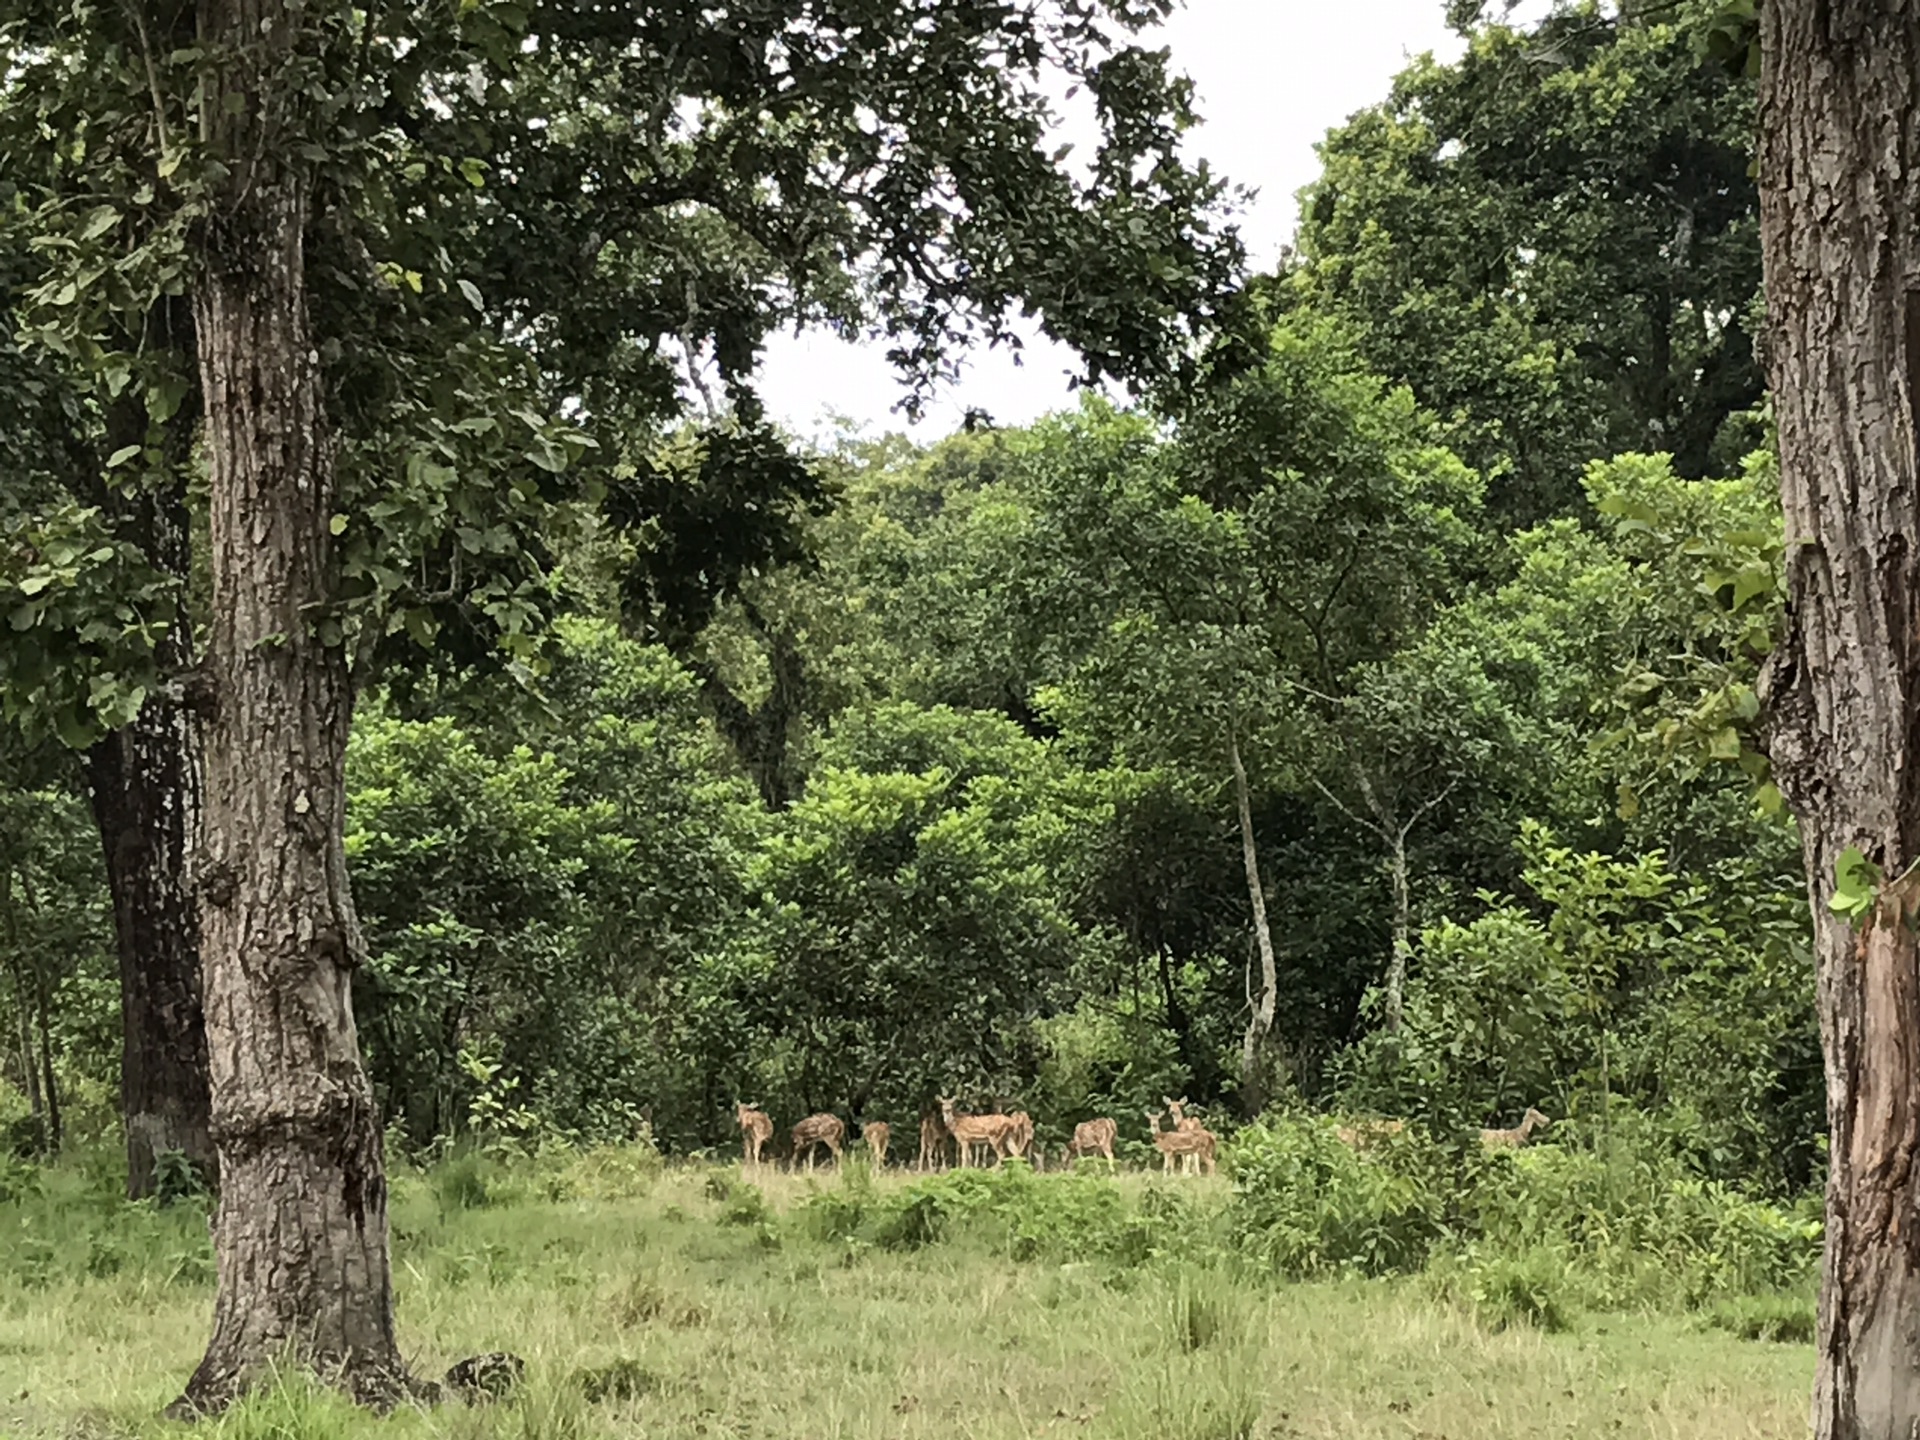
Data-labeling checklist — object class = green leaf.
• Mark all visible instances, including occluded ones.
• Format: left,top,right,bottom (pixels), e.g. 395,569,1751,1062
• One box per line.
53,707,96,750
17,575,52,597
329,514,349,536
106,444,142,469
1830,846,1883,923
458,278,484,311
404,608,441,647
80,205,120,240
1731,567,1775,610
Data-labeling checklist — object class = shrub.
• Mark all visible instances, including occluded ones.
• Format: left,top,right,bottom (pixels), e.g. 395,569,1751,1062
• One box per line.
1462,1248,1578,1333
1704,1291,1817,1344
1226,1117,1446,1278
1224,1110,1820,1311
801,1161,1190,1265
709,1175,773,1229
552,1139,663,1201
433,1152,495,1212
151,1147,211,1208
1160,1267,1250,1352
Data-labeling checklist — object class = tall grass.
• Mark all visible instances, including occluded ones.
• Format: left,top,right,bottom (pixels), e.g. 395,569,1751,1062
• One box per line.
0,1143,1816,1440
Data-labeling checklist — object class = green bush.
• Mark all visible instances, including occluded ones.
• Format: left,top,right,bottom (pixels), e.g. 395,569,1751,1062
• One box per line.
1467,1129,1821,1306
1704,1291,1817,1344
709,1174,773,1229
1460,1248,1578,1333
432,1152,496,1213
1226,1117,1446,1278
800,1161,1189,1265
1225,1112,1819,1310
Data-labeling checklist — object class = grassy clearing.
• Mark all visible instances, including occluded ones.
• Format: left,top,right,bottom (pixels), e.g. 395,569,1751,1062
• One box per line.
1,1154,1813,1440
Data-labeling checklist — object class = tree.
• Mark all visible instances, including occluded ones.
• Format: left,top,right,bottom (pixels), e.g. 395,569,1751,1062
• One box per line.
5,0,1246,1408
0,211,213,1197
1301,641,1518,1032
1026,324,1480,1109
734,702,1094,1120
1290,1,1762,528
1754,4,1920,1434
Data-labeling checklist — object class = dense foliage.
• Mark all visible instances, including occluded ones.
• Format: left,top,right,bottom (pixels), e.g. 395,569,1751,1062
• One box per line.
1,0,1815,1231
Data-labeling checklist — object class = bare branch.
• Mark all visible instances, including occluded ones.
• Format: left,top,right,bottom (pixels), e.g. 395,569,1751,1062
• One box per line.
1310,774,1390,843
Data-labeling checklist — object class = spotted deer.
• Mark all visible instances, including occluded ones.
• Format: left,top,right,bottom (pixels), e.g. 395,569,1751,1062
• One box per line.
1163,1096,1205,1133
1065,1117,1118,1170
917,1108,950,1171
1481,1107,1552,1150
1006,1110,1035,1162
790,1112,845,1171
1335,1118,1406,1150
736,1103,774,1168
1145,1109,1216,1176
861,1120,892,1168
938,1097,1015,1168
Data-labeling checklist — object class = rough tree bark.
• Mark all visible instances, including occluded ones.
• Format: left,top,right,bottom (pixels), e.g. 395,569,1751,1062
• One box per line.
1757,6,1920,1435
173,0,409,1409
1230,731,1279,1116
82,453,214,1198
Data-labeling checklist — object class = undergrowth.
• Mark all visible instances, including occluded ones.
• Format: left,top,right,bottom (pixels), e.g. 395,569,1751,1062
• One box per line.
0,1137,1818,1440
1226,1113,1822,1327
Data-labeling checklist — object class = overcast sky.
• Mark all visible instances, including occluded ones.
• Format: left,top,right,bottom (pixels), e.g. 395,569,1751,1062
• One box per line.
751,0,1466,442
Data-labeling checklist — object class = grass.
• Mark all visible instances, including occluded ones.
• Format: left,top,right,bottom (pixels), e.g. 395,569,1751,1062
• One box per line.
0,1153,1815,1440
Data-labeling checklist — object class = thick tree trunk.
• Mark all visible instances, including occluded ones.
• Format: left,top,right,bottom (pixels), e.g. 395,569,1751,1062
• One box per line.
174,0,408,1406
1757,8,1920,1435
82,466,214,1195
83,352,216,1200
87,720,212,1197
1230,732,1278,1116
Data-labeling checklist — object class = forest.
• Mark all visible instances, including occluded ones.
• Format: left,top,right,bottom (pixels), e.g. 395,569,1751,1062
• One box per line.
2,0,1915,1435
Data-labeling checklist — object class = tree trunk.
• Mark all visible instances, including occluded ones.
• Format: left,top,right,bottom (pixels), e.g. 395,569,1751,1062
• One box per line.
1757,7,1920,1435
31,956,61,1154
1383,828,1411,1034
83,359,216,1200
1,866,48,1152
1230,731,1278,1116
15,998,42,1124
82,486,214,1195
1157,943,1200,1082
174,0,409,1406
685,602,806,810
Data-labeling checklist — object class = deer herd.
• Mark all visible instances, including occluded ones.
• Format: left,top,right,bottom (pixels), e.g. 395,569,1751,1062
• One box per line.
737,1095,1349,1175
736,1097,1556,1173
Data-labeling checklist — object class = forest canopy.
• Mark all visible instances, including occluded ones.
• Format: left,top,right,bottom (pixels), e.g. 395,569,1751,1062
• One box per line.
8,0,1867,1416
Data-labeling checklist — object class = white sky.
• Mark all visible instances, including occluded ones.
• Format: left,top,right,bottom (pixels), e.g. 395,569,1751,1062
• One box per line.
754,0,1467,442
